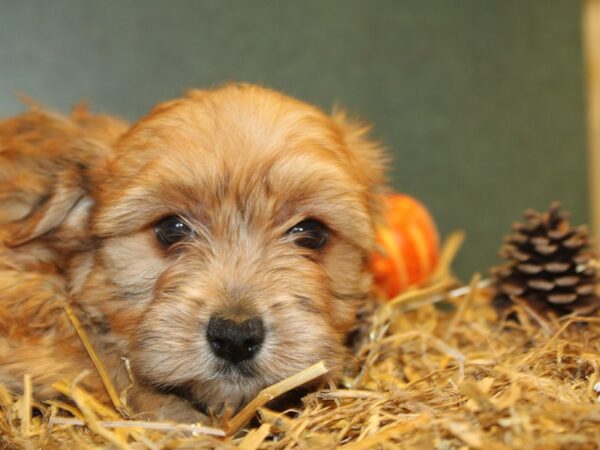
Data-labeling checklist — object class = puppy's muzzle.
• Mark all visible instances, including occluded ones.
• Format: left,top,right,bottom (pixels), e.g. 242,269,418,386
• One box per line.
206,316,265,364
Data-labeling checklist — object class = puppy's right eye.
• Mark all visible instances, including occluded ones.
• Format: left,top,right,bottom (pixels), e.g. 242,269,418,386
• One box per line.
286,219,329,250
155,216,193,247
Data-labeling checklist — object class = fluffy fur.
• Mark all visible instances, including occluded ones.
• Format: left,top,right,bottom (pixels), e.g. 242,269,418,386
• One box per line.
0,84,386,420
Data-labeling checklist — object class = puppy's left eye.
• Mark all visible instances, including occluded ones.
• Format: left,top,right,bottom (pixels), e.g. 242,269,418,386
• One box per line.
155,216,194,247
286,219,329,250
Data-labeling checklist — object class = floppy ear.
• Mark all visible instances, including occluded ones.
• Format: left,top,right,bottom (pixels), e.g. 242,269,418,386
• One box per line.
5,169,88,247
1,105,127,248
332,110,390,221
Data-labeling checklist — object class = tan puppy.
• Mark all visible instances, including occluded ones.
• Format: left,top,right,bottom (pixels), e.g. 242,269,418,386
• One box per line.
0,84,386,420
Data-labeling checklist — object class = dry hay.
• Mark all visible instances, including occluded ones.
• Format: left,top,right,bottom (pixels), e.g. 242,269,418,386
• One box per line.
1,232,600,449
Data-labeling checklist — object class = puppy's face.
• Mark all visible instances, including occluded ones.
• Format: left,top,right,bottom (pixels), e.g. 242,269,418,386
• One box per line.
77,85,385,409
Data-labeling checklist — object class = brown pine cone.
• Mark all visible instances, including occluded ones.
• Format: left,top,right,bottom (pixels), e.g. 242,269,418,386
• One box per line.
491,202,599,316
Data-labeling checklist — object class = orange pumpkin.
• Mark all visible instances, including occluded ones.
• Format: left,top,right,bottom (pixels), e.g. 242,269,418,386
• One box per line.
370,193,440,299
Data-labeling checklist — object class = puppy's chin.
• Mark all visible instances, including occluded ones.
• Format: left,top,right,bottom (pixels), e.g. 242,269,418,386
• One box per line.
190,373,272,413
153,372,267,414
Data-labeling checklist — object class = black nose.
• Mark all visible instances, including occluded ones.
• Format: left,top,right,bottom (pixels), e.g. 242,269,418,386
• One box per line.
206,316,265,363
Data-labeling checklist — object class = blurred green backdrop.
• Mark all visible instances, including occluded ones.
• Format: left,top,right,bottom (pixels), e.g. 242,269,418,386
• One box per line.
0,1,588,280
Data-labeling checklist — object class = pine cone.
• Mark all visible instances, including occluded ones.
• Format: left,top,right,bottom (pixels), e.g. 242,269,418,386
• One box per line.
491,203,599,316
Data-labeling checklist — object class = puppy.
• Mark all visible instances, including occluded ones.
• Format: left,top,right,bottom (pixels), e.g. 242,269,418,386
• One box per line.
0,84,386,420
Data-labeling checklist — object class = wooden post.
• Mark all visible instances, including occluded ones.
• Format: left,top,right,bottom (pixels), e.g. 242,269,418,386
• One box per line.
584,0,600,253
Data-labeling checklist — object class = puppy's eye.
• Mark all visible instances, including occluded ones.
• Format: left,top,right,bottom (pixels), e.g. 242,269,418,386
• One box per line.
155,216,193,247
286,219,329,250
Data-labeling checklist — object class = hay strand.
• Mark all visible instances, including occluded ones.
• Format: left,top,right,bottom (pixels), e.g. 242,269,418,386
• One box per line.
238,423,271,450
340,413,429,450
224,361,329,435
20,374,32,437
430,229,465,281
63,306,128,415
51,417,226,436
444,272,481,340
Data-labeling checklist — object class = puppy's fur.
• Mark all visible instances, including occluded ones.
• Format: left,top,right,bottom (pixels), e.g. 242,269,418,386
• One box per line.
0,84,386,420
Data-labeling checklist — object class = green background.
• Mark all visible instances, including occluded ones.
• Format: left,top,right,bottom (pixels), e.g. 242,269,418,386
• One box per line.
0,1,588,280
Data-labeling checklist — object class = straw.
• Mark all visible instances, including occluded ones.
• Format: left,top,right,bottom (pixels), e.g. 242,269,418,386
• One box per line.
224,361,329,435
63,305,128,415
20,374,32,437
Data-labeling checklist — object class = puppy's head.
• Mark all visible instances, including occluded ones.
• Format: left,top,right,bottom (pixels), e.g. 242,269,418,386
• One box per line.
75,85,386,409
